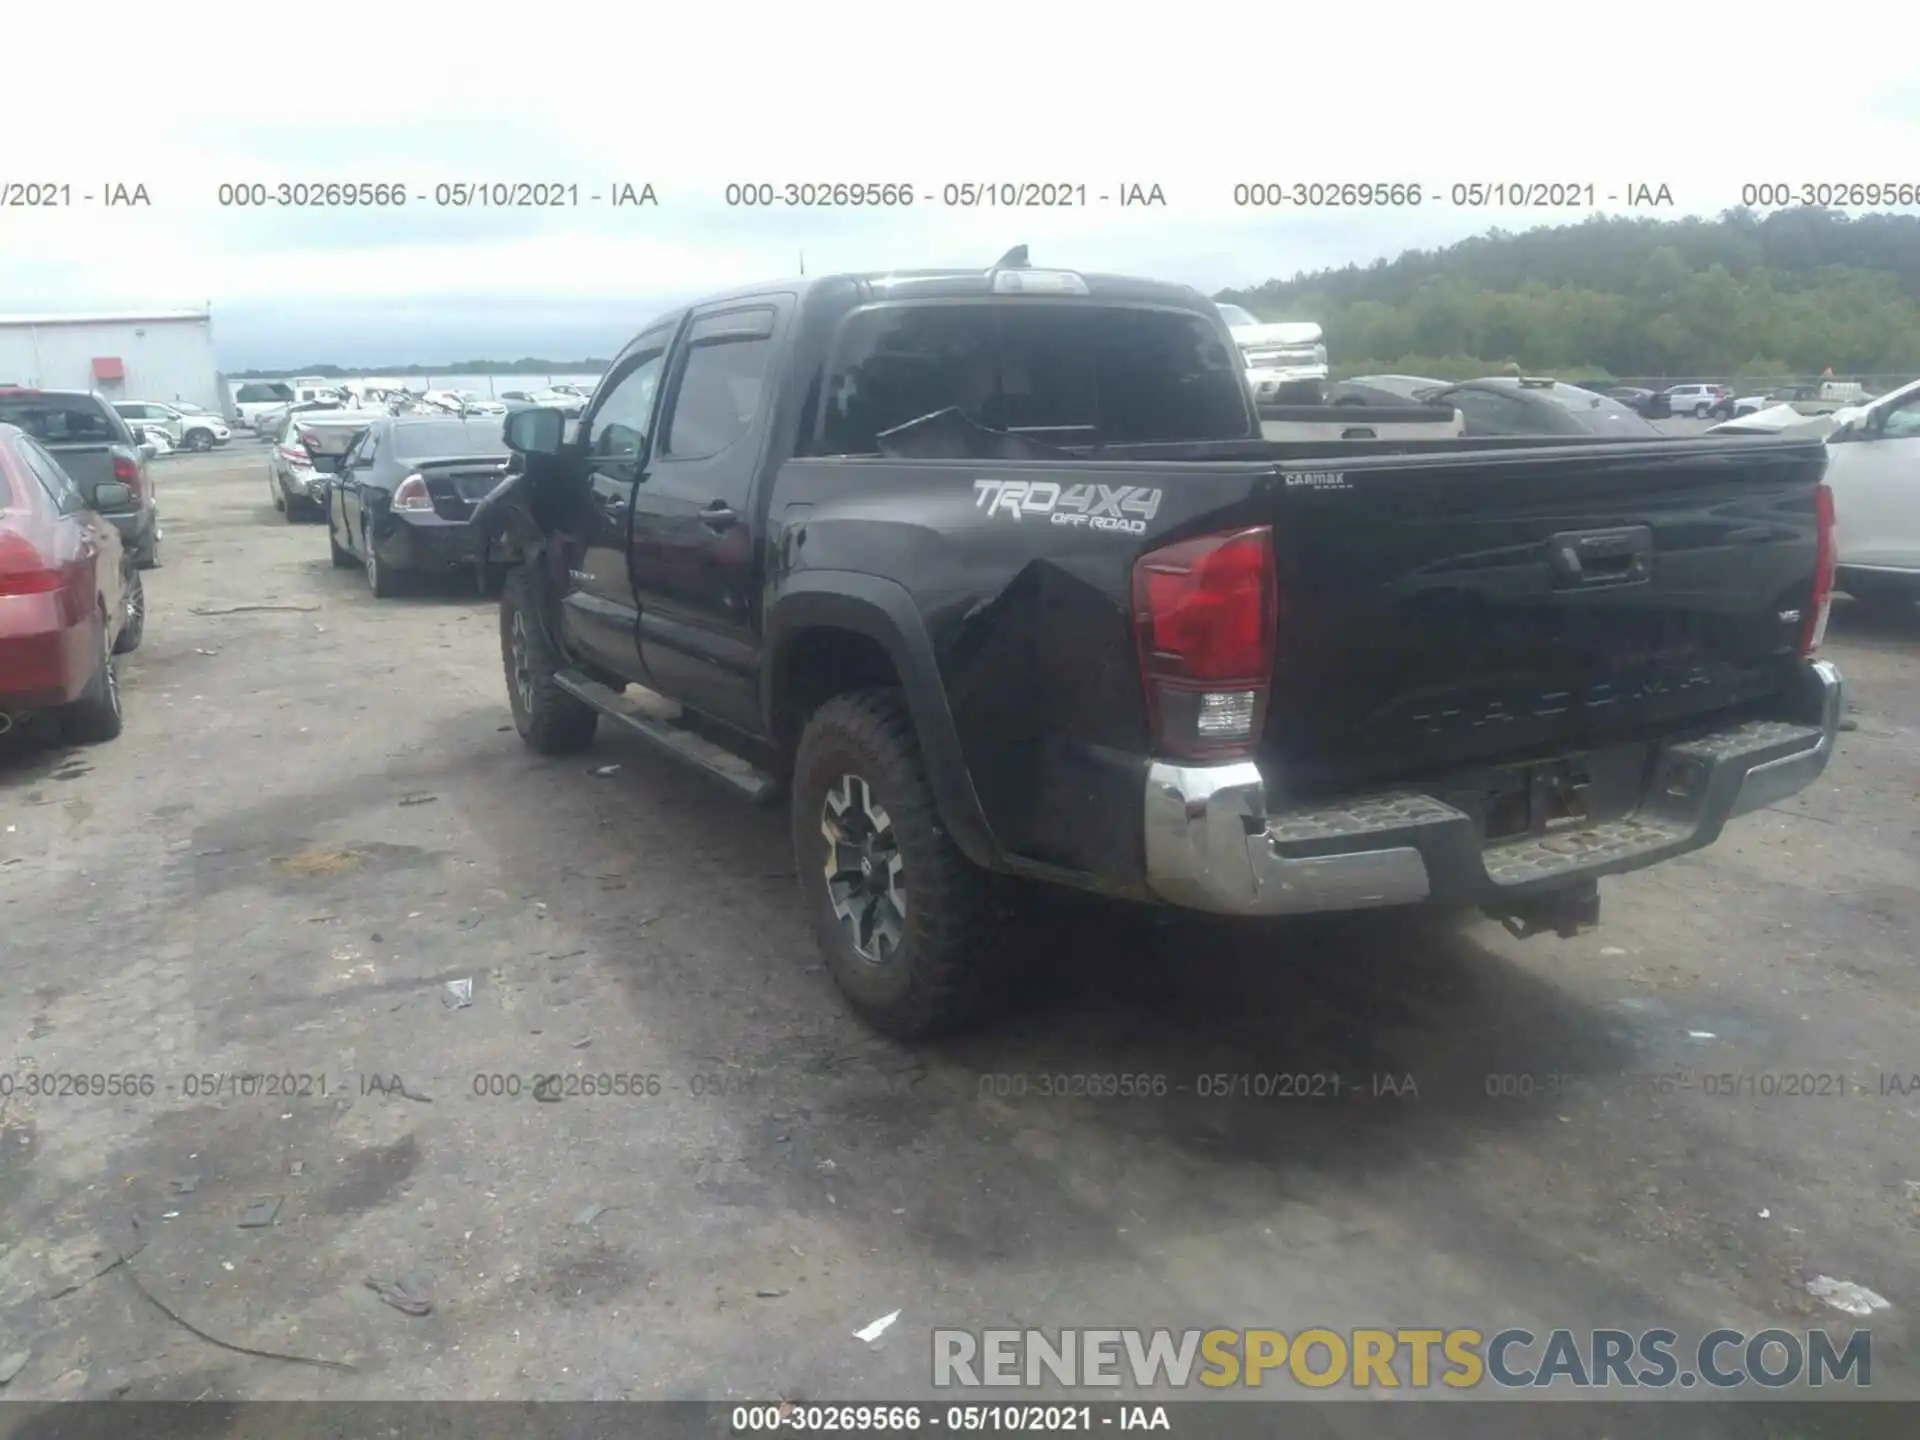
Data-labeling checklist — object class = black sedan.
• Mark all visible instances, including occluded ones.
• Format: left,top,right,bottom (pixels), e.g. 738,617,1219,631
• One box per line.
1418,377,1663,438
325,415,512,598
1606,387,1673,419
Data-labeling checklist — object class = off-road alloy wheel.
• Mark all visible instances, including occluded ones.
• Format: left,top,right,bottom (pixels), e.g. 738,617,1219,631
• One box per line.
113,568,145,655
500,565,597,754
61,613,124,744
793,689,1007,1038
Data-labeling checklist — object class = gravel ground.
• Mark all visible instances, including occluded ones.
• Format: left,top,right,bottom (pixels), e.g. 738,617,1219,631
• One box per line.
0,444,1915,1421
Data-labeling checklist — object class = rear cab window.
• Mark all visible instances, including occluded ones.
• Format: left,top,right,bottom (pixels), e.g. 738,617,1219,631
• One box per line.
0,393,122,445
814,301,1252,455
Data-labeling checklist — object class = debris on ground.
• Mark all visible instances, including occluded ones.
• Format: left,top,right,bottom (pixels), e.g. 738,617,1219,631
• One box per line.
365,1274,433,1317
0,1351,29,1386
194,647,220,656
270,847,363,878
190,603,321,615
756,1287,788,1298
572,1204,608,1228
854,1310,900,1343
168,1176,200,1195
570,1037,591,1049
399,793,437,808
1806,1276,1891,1317
238,1197,283,1229
589,765,621,777
443,978,474,1009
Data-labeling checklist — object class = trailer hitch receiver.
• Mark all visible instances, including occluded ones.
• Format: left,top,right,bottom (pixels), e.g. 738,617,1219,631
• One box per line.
1484,880,1600,940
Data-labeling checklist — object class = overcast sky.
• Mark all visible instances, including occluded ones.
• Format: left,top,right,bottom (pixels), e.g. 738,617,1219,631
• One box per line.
6,3,1914,369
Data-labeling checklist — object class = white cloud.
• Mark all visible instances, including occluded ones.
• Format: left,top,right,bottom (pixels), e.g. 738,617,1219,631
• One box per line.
5,0,1913,359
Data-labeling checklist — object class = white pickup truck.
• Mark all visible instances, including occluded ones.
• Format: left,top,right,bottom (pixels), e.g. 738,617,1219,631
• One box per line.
1217,303,1328,404
1824,378,1920,606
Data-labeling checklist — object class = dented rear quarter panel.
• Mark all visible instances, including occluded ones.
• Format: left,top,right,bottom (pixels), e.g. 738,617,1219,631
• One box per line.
766,456,1283,885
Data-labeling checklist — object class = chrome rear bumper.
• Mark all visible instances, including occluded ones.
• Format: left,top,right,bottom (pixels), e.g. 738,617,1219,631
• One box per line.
1143,660,1844,917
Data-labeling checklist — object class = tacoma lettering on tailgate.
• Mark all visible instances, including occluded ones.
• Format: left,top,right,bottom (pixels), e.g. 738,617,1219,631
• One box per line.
972,479,1164,535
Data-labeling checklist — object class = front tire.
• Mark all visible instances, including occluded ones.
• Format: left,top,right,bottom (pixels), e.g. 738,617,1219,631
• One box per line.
61,612,124,745
499,564,598,754
792,689,1008,1039
1693,402,1710,418
186,429,213,452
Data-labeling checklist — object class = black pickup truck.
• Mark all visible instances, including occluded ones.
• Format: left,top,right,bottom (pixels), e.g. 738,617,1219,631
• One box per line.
474,254,1845,1038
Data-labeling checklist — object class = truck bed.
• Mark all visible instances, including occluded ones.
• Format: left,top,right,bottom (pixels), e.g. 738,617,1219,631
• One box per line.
779,432,1829,860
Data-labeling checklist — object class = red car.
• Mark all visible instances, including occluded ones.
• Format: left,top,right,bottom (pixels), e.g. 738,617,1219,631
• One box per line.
0,421,142,744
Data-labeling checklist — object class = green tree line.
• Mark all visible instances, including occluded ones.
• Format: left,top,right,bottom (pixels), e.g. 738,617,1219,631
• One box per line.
1216,206,1920,383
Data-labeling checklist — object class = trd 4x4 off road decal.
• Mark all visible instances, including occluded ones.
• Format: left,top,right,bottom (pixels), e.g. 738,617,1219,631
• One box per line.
972,479,1164,535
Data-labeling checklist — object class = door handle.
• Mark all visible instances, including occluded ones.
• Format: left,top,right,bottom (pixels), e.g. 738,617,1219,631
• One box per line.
700,502,738,531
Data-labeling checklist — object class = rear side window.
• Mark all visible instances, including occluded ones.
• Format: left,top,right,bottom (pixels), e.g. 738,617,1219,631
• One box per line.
816,302,1250,455
237,383,288,403
0,395,120,444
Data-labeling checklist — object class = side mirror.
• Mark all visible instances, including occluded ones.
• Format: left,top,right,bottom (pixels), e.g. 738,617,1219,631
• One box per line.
91,481,134,510
138,441,157,461
504,406,567,456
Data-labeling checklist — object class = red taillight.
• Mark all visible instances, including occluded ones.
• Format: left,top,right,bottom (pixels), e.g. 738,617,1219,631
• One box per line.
0,530,62,596
112,455,138,482
1131,526,1278,761
392,474,433,512
298,429,321,451
280,445,312,466
1804,482,1835,656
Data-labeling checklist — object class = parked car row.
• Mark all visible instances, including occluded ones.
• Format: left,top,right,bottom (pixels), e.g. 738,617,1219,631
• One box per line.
1328,373,1663,437
262,409,515,598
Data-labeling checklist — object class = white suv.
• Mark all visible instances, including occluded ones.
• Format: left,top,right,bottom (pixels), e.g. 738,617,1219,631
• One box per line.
114,400,232,451
1662,384,1735,419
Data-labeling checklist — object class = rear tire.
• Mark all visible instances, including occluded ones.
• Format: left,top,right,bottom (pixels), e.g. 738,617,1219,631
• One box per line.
792,689,1008,1039
283,486,304,523
329,525,355,568
500,564,598,754
60,612,124,745
113,569,145,655
133,528,158,570
365,543,404,598
1693,402,1710,418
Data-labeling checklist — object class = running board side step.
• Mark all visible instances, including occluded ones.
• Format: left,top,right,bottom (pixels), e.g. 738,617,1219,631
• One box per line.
552,670,782,806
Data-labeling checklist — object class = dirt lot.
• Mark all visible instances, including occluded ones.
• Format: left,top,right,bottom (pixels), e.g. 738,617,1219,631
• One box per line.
1,444,1916,1414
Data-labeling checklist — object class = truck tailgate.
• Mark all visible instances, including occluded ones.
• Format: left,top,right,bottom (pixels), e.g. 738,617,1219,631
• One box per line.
41,444,120,493
1258,438,1829,795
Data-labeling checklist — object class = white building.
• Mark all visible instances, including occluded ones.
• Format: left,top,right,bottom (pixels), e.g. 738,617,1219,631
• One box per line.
0,310,226,414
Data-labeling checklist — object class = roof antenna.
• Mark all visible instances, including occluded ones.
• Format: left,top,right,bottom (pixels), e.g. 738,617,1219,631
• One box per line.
993,244,1029,270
